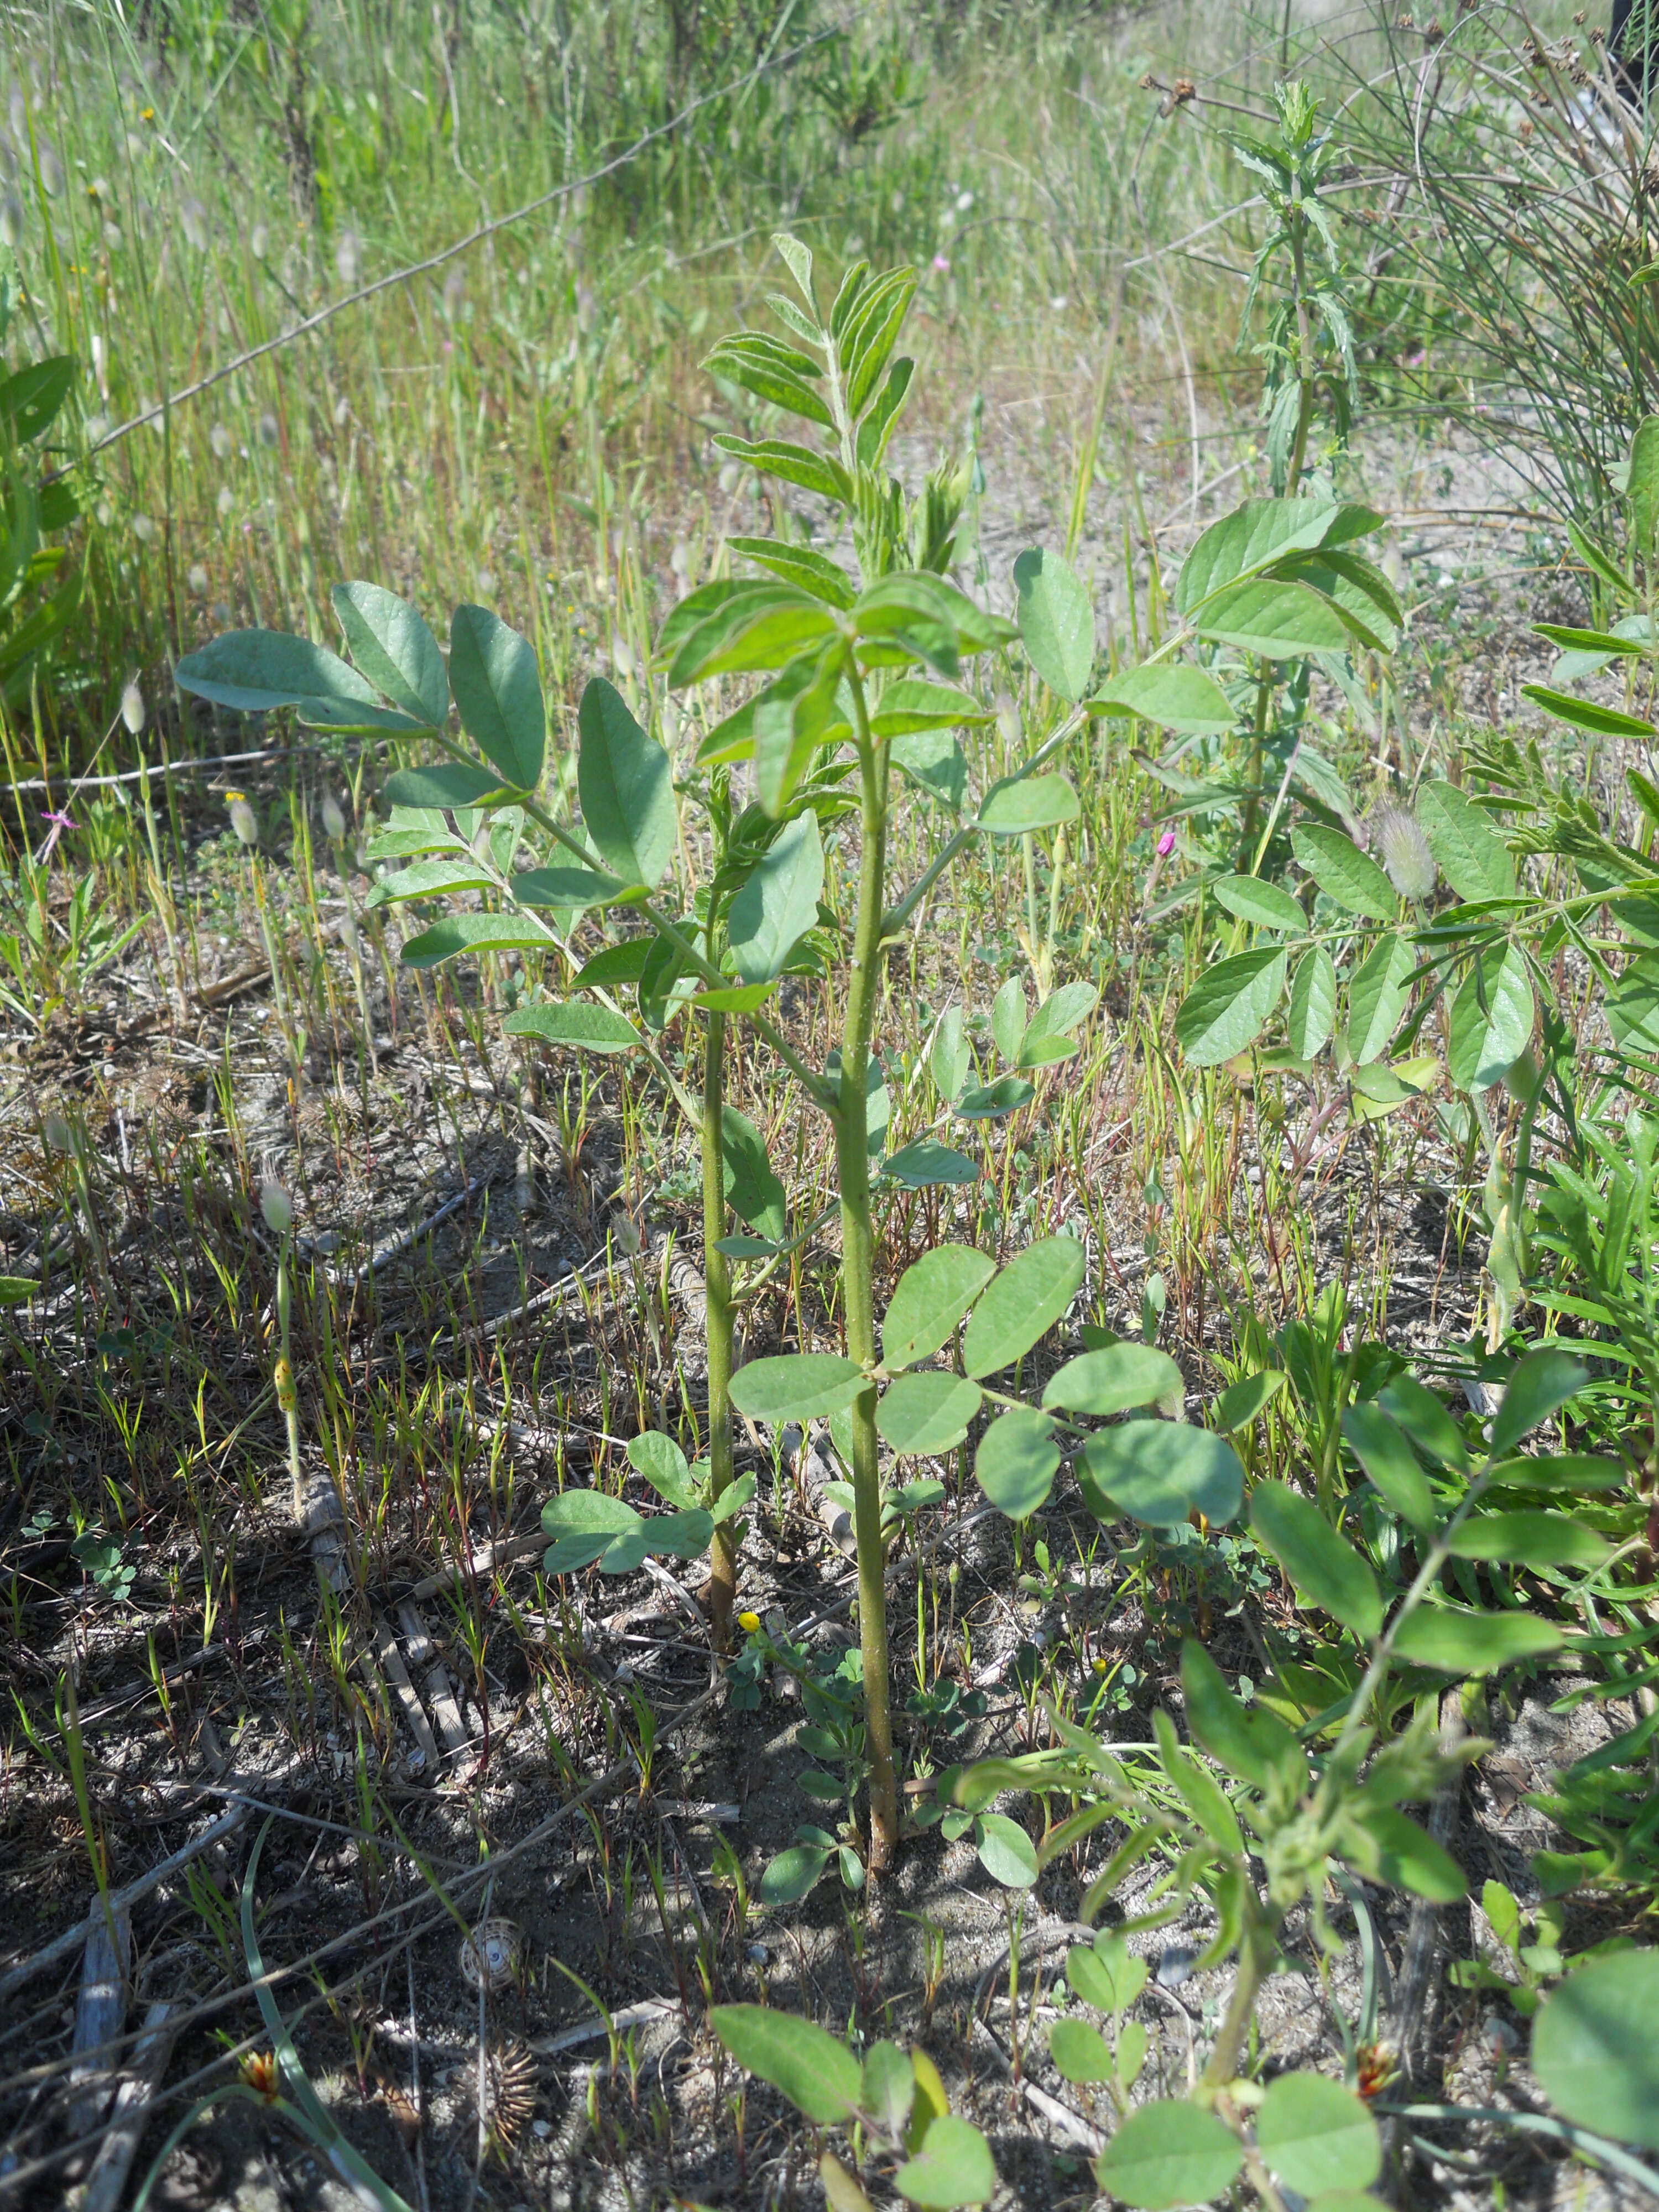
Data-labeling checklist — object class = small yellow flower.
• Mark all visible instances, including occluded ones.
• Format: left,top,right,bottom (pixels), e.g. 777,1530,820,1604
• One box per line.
1091,1655,1108,1676
737,1611,761,1634
140,107,154,122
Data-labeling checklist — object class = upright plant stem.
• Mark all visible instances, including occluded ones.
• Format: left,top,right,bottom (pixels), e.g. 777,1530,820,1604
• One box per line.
839,669,899,1868
701,1006,737,1648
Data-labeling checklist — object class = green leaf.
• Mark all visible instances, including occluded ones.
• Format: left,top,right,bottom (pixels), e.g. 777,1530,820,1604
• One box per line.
1520,684,1655,739
1092,663,1237,733
890,729,968,810
1448,1511,1610,1571
1174,946,1286,1066
1491,1347,1588,1455
1375,1372,1471,1471
862,2043,915,2141
382,761,507,811
1389,1604,1564,1672
1021,982,1099,1056
880,1139,978,1189
331,583,447,727
1338,1800,1466,1901
721,1105,787,1241
1176,496,1347,613
514,866,624,912
578,678,674,888
1043,1344,1182,1416
974,1407,1060,1518
991,975,1027,1066
956,1075,1035,1120
884,1245,998,1370
1256,2075,1381,2198
711,2006,862,2126
1196,576,1354,658
1342,1404,1437,1536
962,1237,1086,1377
1013,547,1095,701
1608,954,1659,1055
400,915,553,967
1416,782,1515,903
855,353,915,468
757,1845,832,1906
705,331,834,429
1281,547,1402,651
712,434,853,507
1214,1369,1286,1432
728,811,823,983
975,773,1080,837
1250,1481,1383,1637
1095,2101,1243,2211
1630,413,1659,565
1049,2020,1115,2084
0,354,74,441
724,535,857,610
540,1490,643,1573
0,1275,38,1307
364,858,492,907
175,628,385,716
1181,1640,1305,1794
871,677,993,735
1531,1950,1659,2150
730,1354,866,1425
974,1812,1038,1888
1079,1422,1244,1529
1484,1451,1628,1492
894,2116,997,2210
1292,825,1397,921
448,604,546,790
1345,931,1414,1068
1212,877,1307,932
627,1431,696,1509
878,1373,984,1456
1287,946,1338,1060
1067,1932,1150,2016
755,648,844,816
1447,946,1534,1092
504,1001,640,1053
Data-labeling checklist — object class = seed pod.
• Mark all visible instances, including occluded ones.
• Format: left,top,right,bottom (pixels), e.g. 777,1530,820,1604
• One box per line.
319,790,347,844
42,1110,72,1154
227,791,259,846
260,1177,294,1234
120,677,145,734
273,1355,296,1414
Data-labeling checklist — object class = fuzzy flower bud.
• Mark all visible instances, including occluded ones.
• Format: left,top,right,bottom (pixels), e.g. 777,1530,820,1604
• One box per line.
227,790,259,846
1369,806,1437,901
42,1110,72,1154
319,790,347,844
259,1177,293,1235
120,677,145,734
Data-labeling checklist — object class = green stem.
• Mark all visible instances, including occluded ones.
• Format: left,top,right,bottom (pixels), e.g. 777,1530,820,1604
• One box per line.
275,1233,303,1521
1201,1892,1280,2088
838,656,899,1869
1284,187,1316,495
702,1006,737,1651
